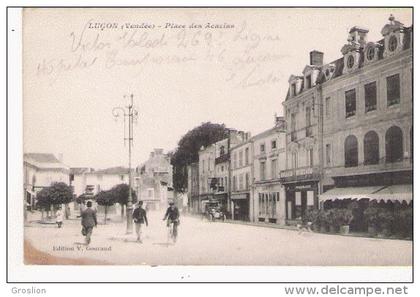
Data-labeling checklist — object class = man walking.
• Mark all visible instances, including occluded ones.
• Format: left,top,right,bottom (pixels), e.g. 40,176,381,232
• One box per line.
133,201,148,243
81,201,97,245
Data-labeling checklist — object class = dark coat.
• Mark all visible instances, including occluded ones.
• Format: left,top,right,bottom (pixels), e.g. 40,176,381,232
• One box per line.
133,207,148,225
81,208,97,228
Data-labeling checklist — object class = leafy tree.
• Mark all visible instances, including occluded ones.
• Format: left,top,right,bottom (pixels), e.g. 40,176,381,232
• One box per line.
95,190,116,224
36,182,73,210
110,183,138,218
171,122,230,192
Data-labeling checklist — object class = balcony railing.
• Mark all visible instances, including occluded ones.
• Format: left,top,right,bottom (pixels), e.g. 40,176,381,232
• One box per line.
215,153,230,164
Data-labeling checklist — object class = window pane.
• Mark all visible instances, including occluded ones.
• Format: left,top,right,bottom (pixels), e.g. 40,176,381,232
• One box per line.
364,82,377,112
387,74,400,106
345,89,356,118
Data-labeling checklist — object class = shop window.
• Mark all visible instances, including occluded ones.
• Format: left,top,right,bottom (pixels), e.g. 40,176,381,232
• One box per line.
385,126,403,163
364,131,379,165
344,135,358,167
345,89,356,118
295,192,302,219
387,74,400,106
364,82,377,112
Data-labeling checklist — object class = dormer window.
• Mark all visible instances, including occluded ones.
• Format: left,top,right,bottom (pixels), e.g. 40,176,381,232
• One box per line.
366,46,375,61
347,55,354,69
388,35,398,51
292,83,297,96
306,74,312,89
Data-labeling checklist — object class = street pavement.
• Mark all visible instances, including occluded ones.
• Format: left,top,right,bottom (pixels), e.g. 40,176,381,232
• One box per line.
24,210,412,266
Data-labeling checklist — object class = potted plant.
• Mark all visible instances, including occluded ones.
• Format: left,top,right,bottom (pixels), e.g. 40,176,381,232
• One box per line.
336,209,353,235
376,209,394,238
327,209,340,233
364,207,379,237
318,210,330,233
304,209,320,231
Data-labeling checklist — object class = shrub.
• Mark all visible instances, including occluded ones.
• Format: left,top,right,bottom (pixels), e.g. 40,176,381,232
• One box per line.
363,207,380,227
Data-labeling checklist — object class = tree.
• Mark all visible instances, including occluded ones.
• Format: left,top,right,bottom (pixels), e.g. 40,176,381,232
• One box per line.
171,122,230,192
36,182,73,219
110,183,138,218
95,190,116,224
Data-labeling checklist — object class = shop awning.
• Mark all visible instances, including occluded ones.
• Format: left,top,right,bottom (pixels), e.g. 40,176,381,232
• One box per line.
369,184,412,203
319,184,413,203
319,186,384,202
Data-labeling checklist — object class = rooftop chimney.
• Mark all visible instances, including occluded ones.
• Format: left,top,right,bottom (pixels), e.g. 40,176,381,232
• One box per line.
310,50,324,66
275,115,286,130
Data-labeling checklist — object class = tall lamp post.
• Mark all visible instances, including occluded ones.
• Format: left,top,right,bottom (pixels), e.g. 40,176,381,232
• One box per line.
112,94,139,234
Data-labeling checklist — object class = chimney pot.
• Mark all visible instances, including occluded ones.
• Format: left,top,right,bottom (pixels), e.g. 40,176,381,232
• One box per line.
310,50,324,66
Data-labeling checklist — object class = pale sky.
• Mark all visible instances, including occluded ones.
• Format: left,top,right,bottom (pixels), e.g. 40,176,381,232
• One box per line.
23,8,412,168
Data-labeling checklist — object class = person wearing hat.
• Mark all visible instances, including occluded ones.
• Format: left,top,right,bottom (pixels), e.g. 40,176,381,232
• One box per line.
163,201,180,242
81,200,97,245
132,201,148,243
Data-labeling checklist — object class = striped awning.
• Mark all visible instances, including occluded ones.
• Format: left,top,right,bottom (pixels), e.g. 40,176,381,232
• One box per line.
319,184,413,203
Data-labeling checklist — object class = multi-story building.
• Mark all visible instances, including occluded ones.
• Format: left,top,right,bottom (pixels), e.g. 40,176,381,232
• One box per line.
23,153,70,209
198,143,216,212
187,162,200,213
281,50,323,224
198,131,245,214
135,148,173,210
319,16,412,207
252,116,287,224
230,133,253,221
281,15,413,227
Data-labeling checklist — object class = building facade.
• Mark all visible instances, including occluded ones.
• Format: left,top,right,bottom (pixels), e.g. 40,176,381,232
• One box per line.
24,153,70,209
135,148,173,210
319,17,413,204
281,15,412,227
281,50,323,224
252,117,287,224
230,135,253,221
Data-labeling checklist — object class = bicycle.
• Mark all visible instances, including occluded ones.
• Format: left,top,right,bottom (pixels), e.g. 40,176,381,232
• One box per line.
166,219,178,244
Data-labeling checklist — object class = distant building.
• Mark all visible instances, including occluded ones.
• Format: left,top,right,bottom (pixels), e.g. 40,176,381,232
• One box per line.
252,117,287,224
230,133,252,221
71,166,129,197
198,131,245,214
23,153,70,209
135,148,173,210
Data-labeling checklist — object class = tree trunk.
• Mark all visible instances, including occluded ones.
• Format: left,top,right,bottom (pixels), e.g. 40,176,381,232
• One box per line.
65,203,70,219
104,206,108,224
120,203,124,219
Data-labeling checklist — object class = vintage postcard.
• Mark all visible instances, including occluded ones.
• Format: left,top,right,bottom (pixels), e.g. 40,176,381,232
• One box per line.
9,6,414,282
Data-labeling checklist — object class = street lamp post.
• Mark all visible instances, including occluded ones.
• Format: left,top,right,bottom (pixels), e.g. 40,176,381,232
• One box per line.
112,94,139,234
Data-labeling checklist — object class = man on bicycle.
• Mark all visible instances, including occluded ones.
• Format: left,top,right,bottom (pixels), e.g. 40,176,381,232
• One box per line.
163,202,180,242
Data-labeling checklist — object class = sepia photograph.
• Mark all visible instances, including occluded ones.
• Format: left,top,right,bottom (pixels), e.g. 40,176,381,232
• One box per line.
7,6,414,283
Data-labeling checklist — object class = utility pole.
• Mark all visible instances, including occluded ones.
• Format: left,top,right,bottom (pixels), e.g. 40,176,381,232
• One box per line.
112,94,139,234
